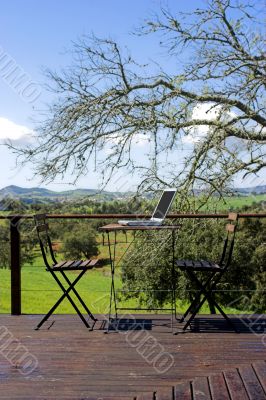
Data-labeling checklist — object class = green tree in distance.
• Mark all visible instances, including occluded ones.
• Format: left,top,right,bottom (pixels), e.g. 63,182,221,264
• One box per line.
62,227,99,260
121,214,266,312
0,222,36,269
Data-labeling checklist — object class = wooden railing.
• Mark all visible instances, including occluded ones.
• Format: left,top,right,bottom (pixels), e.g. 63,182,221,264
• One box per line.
1,212,266,315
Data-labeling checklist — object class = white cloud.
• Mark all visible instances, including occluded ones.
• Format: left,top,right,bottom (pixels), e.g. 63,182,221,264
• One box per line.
104,132,150,155
132,133,150,146
192,102,222,120
182,103,236,144
107,132,149,146
0,117,34,144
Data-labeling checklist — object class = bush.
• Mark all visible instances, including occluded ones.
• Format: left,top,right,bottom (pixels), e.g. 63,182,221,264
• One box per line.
62,227,99,260
121,217,266,312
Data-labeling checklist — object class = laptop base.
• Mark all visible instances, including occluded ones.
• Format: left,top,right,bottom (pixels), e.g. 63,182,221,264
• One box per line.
118,220,162,226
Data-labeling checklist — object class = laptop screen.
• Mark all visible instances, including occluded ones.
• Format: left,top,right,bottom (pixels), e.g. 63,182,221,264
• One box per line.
152,190,176,219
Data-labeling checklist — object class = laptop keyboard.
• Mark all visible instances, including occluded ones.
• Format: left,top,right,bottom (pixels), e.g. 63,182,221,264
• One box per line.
118,220,162,226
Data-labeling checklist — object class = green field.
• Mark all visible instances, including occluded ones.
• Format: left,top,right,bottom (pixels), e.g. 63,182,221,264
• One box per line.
1,194,264,315
191,194,265,211
0,232,246,315
0,264,243,315
0,232,133,314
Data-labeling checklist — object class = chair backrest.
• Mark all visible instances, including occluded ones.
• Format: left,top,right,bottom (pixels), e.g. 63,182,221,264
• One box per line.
219,212,238,269
34,214,57,269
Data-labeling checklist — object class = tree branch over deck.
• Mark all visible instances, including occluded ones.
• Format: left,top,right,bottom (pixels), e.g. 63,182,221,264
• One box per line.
9,0,266,202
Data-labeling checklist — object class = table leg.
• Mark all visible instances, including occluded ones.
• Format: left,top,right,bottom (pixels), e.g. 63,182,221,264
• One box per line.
171,229,177,333
106,232,118,332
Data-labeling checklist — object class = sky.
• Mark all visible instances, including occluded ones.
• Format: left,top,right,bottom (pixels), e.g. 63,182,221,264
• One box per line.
0,0,264,192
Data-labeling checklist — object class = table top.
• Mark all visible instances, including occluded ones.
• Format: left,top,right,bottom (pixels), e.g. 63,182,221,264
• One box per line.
98,223,181,232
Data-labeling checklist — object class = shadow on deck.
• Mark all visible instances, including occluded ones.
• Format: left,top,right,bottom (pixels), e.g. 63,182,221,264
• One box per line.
0,314,265,399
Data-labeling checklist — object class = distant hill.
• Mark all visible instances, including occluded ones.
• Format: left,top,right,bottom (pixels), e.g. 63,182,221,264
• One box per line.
235,185,266,195
0,184,265,204
0,185,133,203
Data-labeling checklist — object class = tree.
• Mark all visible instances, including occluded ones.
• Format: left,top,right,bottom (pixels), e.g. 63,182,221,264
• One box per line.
0,224,10,268
251,246,266,313
0,196,28,213
0,222,36,269
62,227,99,260
11,0,265,203
121,214,266,312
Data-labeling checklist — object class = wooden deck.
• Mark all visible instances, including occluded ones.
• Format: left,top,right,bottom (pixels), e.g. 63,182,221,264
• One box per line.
0,314,265,399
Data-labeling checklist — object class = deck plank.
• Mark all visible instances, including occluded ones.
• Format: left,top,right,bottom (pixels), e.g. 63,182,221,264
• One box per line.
174,381,191,399
135,393,154,400
192,376,211,400
208,373,230,400
156,387,173,400
223,369,249,400
238,364,266,400
0,314,265,399
253,361,266,394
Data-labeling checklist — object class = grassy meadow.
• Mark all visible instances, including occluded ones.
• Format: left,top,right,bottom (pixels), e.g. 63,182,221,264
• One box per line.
0,193,264,315
202,194,265,210
0,231,245,315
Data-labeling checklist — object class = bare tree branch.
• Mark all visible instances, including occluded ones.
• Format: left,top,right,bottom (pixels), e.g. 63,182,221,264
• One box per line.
8,0,266,203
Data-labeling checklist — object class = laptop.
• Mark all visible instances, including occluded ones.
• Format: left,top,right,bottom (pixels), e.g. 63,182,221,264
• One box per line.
118,188,177,226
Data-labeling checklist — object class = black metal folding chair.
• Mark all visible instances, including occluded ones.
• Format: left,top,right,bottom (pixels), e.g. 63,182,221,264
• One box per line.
34,214,98,330
175,213,239,332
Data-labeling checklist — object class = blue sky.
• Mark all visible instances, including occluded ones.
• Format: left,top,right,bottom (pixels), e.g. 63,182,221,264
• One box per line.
0,0,264,192
0,0,183,191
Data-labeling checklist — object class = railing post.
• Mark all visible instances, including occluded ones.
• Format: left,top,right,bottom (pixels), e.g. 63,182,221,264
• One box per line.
10,216,21,315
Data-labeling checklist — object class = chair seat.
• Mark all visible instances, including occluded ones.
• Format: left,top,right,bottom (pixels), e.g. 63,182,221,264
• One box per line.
49,259,99,271
176,259,223,271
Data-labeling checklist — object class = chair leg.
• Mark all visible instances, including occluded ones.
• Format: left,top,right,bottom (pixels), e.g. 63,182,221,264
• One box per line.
194,274,238,332
183,288,215,331
204,295,238,333
180,273,215,323
61,271,97,322
183,271,238,333
180,295,201,323
36,270,90,330
180,295,199,323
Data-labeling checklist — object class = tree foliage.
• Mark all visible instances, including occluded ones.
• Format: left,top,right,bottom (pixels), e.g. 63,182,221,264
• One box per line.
121,215,266,312
0,224,10,268
0,221,36,269
11,0,265,203
62,227,99,260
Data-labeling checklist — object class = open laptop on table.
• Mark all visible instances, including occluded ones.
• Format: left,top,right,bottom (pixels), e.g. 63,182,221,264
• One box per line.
118,188,177,226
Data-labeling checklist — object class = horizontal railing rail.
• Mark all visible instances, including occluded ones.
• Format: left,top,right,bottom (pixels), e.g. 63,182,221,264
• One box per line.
1,212,266,220
1,212,265,315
